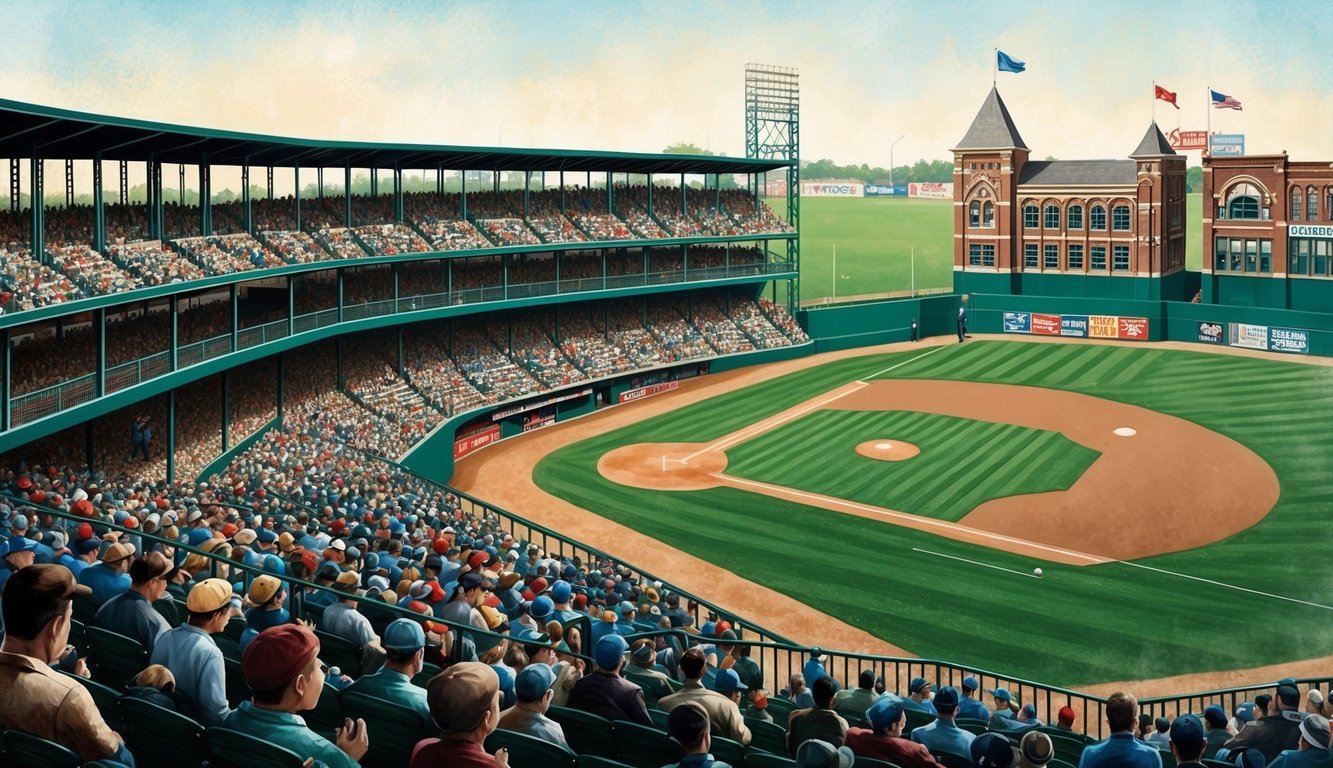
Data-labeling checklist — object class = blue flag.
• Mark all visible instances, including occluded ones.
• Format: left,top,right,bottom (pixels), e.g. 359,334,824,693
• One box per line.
997,50,1026,74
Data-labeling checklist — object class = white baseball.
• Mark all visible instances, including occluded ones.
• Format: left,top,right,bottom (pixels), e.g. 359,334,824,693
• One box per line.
1034,567,1043,577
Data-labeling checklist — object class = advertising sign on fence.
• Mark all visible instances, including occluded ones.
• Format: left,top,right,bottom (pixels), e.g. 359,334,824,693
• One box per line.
492,388,592,421
454,424,501,460
522,408,556,432
1268,327,1310,354
863,184,900,197
907,182,954,200
1060,316,1089,337
1030,313,1061,336
1117,317,1150,340
1002,311,1031,333
619,380,680,404
1089,315,1120,339
801,181,864,197
1229,322,1268,350
1197,321,1224,344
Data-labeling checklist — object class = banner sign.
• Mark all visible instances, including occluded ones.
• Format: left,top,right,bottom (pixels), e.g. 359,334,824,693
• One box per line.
1002,311,1030,333
907,182,954,200
1030,313,1061,336
1209,134,1245,157
492,388,592,421
1229,322,1268,350
1167,129,1209,151
619,380,680,404
863,184,900,197
522,410,556,432
1089,315,1120,339
1268,327,1310,354
801,182,864,197
1117,317,1149,340
453,424,501,460
1289,224,1333,240
1060,315,1089,337
1197,321,1224,344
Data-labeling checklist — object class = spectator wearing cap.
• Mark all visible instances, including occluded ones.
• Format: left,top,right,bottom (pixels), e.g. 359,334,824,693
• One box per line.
1232,703,1258,735
787,675,850,756
59,535,103,577
1269,714,1332,768
958,676,991,721
1077,692,1163,768
497,662,569,749
568,634,654,726
320,571,385,673
1202,704,1234,757
0,534,40,591
903,677,938,715
1145,716,1172,747
225,624,368,768
987,687,1024,731
94,551,173,653
1223,683,1305,762
1169,714,1209,768
78,540,135,604
306,561,343,612
346,617,431,722
663,700,735,768
911,685,975,759
1021,730,1055,768
1309,690,1327,717
843,696,941,768
0,563,134,764
803,648,828,685
239,575,291,654
659,647,752,745
440,570,490,633
150,577,235,725
972,732,1018,768
625,637,676,702
412,661,509,768
834,669,881,721
1057,705,1080,734
795,738,856,768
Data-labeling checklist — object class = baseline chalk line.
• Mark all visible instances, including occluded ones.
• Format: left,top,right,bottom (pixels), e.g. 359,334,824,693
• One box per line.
912,547,1042,578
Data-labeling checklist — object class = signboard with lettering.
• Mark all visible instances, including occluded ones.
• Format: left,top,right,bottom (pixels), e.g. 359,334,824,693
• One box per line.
1268,327,1310,354
1229,322,1268,350
1089,315,1120,339
907,182,954,200
1030,313,1061,336
1167,129,1209,151
1117,317,1149,340
1002,311,1031,333
1060,315,1089,337
1197,321,1224,344
801,182,865,197
1209,134,1245,157
1289,224,1333,240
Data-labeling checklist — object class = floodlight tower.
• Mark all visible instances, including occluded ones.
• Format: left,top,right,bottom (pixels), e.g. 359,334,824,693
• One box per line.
745,64,799,310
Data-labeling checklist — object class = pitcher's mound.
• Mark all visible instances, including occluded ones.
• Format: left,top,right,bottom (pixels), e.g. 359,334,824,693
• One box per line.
855,439,920,461
599,443,728,491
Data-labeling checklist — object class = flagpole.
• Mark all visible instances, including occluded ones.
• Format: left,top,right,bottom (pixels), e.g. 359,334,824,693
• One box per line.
1152,81,1156,123
1206,86,1211,157
993,48,997,86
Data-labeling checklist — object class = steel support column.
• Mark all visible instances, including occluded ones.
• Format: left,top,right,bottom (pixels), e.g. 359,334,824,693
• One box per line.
221,371,230,451
344,164,352,227
95,309,106,397
166,390,176,485
64,159,73,208
8,159,18,212
93,155,105,252
242,162,251,232
170,295,178,371
1,328,10,432
118,160,128,206
393,168,403,222
230,283,238,353
29,155,43,260
294,165,301,232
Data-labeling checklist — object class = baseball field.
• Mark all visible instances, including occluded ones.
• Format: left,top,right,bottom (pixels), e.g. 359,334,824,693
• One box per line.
493,338,1333,690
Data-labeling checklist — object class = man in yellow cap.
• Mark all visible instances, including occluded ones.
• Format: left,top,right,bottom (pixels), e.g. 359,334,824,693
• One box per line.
150,576,236,725
78,540,135,604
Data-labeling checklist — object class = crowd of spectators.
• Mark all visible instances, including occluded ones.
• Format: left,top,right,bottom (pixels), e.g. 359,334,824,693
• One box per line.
352,223,432,258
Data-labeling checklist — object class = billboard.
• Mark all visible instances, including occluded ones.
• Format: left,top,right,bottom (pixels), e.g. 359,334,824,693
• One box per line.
1060,315,1089,337
619,380,680,403
1002,311,1030,333
1268,327,1309,354
1289,224,1333,240
1167,129,1209,151
1005,311,1149,341
907,182,954,200
453,424,501,460
1030,313,1061,336
1117,317,1149,340
1197,321,1224,344
1209,134,1245,157
801,181,864,197
1228,322,1268,350
1089,315,1120,339
863,184,902,197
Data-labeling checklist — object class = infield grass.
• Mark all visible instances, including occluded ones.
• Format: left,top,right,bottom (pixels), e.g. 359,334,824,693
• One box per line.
725,409,1099,522
533,341,1333,686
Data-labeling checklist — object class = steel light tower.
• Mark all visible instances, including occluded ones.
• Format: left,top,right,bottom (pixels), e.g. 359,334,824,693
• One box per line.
745,64,799,310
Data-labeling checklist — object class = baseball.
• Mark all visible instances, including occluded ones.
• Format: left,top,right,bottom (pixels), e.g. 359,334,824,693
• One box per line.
1034,567,1043,578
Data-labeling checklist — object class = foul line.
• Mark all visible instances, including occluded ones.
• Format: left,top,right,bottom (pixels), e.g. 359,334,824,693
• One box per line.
1116,560,1333,611
679,381,868,463
912,547,1041,578
863,344,949,380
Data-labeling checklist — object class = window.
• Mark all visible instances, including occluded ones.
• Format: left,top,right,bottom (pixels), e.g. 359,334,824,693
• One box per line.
981,244,995,266
1112,205,1131,231
1091,246,1107,270
1230,238,1242,271
1024,243,1038,268
1044,244,1059,269
968,243,994,266
969,243,982,266
1091,205,1106,230
1225,183,1261,220
1113,245,1130,271
1024,205,1039,228
1291,187,1304,221
1068,244,1084,269
1318,240,1332,276
1044,204,1060,229
1290,239,1308,275
1245,239,1258,272
1261,240,1272,273
983,201,994,228
1327,187,1333,221
1214,238,1227,271
1308,186,1319,221
969,201,980,227
1068,205,1083,229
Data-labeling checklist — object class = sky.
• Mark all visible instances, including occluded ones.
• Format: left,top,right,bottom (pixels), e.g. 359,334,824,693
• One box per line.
2,0,1331,178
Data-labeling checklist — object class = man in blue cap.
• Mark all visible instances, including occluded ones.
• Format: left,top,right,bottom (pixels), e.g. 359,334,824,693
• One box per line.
665,701,736,768
1169,714,1209,768
658,647,752,746
0,535,39,592
568,633,653,726
903,676,937,715
497,662,569,749
345,617,430,723
844,696,942,767
987,687,1025,731
1202,705,1232,758
957,676,990,721
911,685,975,759
1078,691,1163,768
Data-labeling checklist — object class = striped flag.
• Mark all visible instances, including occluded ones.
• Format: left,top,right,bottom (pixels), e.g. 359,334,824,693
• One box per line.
1211,90,1243,110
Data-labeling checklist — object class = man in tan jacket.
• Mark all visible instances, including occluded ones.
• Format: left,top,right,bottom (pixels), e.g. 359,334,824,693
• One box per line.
658,647,752,746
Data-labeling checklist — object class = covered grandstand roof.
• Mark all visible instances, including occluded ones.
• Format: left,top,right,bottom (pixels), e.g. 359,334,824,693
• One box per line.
0,97,789,174
1018,160,1137,186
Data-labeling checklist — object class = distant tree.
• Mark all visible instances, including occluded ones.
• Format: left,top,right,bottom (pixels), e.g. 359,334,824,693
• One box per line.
662,143,713,156
1045,155,1058,161
1186,166,1202,193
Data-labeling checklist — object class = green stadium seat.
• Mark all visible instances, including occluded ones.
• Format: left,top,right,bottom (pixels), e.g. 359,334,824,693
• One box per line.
903,708,934,736
153,596,181,627
313,629,364,680
611,720,682,768
575,757,637,768
932,751,974,768
412,661,442,688
211,630,242,662
486,727,579,768
1,729,81,768
547,704,616,756
709,734,746,766
1202,760,1233,768
68,618,88,658
1048,759,1078,768
647,706,671,731
116,695,208,768
956,717,988,735
205,726,308,768
221,615,246,643
304,682,345,741
84,625,149,690
766,697,798,720
60,672,125,733
1160,749,1178,768
745,716,789,754
340,689,432,768
223,656,251,709
72,595,101,626
747,752,798,768
1046,731,1086,764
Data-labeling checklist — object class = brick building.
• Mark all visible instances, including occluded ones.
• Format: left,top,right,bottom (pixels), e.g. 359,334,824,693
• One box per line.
952,87,1188,300
1203,154,1333,310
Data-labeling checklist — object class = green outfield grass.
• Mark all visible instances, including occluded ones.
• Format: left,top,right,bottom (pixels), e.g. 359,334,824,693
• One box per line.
772,194,1203,301
533,341,1333,686
725,410,1098,522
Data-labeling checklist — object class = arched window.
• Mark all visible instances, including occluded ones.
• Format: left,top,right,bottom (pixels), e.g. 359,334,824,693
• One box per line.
1112,205,1132,231
1308,186,1319,221
1291,187,1304,221
1023,204,1039,228
1327,187,1333,221
1068,205,1084,230
1044,204,1060,229
1225,183,1261,220
1090,205,1106,230
983,201,994,228
969,201,981,227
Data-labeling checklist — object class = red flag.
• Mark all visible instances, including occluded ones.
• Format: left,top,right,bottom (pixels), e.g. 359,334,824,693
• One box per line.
1154,84,1180,110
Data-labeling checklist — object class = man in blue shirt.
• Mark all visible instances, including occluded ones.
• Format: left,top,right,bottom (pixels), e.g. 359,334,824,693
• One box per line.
150,577,235,726
78,541,135,604
239,575,291,654
95,551,172,653
902,676,938,715
1078,691,1163,768
344,618,430,723
957,676,990,721
912,685,975,759
497,662,570,749
58,537,102,577
987,687,1023,731
1269,713,1333,768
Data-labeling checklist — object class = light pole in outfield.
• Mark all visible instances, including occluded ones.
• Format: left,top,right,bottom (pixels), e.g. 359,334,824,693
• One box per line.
889,134,906,189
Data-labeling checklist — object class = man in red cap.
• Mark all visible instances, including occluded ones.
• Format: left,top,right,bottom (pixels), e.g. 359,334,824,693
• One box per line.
225,624,368,768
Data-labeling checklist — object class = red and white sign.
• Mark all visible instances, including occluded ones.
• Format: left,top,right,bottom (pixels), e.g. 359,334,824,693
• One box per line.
492,388,592,421
1089,315,1119,339
1167,129,1209,151
1117,317,1149,340
1030,313,1061,336
453,424,501,460
522,413,555,432
619,380,680,404
907,182,954,200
